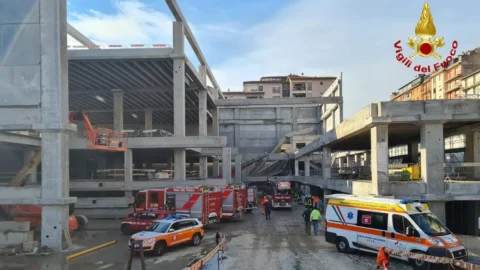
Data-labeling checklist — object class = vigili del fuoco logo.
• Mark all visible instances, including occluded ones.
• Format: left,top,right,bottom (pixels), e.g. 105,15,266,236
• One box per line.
394,1,458,73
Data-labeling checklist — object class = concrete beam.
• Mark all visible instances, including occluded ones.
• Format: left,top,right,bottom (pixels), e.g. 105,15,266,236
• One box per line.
67,23,96,47
70,136,227,149
219,119,320,125
68,48,173,60
216,97,342,107
198,147,238,156
69,179,228,191
78,107,200,113
165,0,222,97
0,132,40,146
70,87,197,95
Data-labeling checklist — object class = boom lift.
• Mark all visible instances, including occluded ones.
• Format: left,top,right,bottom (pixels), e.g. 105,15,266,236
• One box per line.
1,112,129,231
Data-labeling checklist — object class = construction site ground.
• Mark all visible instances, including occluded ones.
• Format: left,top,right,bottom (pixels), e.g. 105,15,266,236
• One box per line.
1,204,479,270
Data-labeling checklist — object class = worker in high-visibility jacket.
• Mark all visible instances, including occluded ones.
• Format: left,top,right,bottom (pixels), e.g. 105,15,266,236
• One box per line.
261,196,268,215
376,246,390,270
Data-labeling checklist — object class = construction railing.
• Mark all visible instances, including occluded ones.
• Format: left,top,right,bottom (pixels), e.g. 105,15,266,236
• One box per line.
184,234,227,270
444,162,480,181
74,129,173,138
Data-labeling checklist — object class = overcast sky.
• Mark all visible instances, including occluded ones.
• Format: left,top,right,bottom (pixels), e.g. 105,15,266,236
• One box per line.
67,0,480,118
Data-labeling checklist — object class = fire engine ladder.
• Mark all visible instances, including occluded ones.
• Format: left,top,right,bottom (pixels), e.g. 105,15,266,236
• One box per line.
8,150,41,187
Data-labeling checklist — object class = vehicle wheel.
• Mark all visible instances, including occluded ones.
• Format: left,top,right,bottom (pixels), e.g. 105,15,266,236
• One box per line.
335,237,350,253
410,251,430,270
154,241,166,256
121,224,132,235
192,233,202,246
75,215,88,230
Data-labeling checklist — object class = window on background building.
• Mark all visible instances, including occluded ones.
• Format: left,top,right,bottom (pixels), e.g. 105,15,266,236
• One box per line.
455,80,460,86
307,82,312,90
258,85,263,91
320,82,323,85
272,86,281,93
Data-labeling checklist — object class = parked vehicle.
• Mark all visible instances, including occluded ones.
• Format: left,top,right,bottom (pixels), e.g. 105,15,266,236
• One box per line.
325,194,468,269
165,187,222,225
245,186,258,213
271,181,293,209
215,185,246,219
129,216,204,256
121,211,174,235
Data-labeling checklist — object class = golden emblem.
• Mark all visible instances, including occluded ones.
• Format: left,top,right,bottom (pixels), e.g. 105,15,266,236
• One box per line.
407,1,445,59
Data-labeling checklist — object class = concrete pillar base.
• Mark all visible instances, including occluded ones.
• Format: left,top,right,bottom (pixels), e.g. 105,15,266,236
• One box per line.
222,148,232,184
235,154,242,183
174,149,186,181
371,125,390,195
41,205,70,250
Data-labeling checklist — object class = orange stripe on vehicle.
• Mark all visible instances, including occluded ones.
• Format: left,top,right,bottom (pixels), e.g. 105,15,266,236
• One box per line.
329,203,407,214
328,222,431,247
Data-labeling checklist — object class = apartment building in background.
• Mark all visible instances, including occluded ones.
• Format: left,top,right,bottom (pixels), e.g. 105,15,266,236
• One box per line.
224,74,336,99
391,47,480,101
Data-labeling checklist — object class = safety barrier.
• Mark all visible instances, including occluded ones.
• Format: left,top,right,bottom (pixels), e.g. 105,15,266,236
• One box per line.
185,234,227,270
445,162,480,181
358,242,479,270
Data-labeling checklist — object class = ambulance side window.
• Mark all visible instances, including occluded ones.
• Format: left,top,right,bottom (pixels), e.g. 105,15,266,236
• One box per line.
356,210,388,231
392,215,414,235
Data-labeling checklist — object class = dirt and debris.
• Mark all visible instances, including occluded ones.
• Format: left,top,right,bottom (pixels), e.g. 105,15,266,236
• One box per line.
0,245,55,257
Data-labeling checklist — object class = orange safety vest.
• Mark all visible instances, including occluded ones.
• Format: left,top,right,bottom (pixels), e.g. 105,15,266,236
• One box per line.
313,196,319,205
376,247,390,270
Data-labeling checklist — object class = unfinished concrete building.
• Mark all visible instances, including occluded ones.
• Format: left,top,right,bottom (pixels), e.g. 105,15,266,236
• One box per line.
0,0,239,250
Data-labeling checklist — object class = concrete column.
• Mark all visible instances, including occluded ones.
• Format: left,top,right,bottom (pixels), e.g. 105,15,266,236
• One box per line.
37,0,72,251
211,108,219,136
173,21,186,181
275,107,282,140
371,125,390,195
305,159,311,176
144,109,153,131
364,152,371,166
292,107,298,131
76,119,86,138
429,201,446,224
174,149,186,181
409,143,419,163
24,150,38,184
235,154,242,183
234,108,240,147
420,123,445,194
465,131,480,179
199,157,208,179
322,147,331,179
346,155,354,167
338,157,343,168
124,149,133,188
295,160,299,176
189,162,195,171
113,90,124,131
213,158,220,178
167,157,173,170
222,148,232,184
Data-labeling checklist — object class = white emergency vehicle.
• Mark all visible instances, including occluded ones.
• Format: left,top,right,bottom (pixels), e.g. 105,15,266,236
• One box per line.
325,194,467,269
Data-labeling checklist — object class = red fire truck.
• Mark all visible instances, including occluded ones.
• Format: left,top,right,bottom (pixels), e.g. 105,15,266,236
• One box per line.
120,189,175,234
215,185,246,219
244,186,258,213
272,181,293,209
165,187,222,225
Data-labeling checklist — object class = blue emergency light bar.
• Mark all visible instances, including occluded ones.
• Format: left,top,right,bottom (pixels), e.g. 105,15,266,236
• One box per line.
399,199,427,204
164,215,186,220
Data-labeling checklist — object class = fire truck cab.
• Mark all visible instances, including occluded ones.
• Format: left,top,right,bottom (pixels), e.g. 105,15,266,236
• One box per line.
272,181,293,209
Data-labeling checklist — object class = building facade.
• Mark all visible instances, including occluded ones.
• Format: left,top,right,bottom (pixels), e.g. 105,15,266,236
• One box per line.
391,47,480,102
233,74,336,99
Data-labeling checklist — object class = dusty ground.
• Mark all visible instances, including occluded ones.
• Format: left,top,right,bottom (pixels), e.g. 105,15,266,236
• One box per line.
2,203,474,270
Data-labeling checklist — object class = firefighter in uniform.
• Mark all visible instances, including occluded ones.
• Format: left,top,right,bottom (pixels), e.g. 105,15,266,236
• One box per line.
304,195,313,208
313,196,319,209
261,196,268,215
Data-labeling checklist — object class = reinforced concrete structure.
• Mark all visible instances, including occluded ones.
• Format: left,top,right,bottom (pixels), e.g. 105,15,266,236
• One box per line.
293,99,480,236
0,0,239,249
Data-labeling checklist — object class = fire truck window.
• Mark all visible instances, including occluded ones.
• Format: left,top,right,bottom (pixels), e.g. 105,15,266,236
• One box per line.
150,193,158,204
393,214,414,235
137,213,159,220
135,193,146,207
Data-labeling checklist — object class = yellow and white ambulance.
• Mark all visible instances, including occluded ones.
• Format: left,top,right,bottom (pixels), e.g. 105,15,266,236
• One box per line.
325,194,467,269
